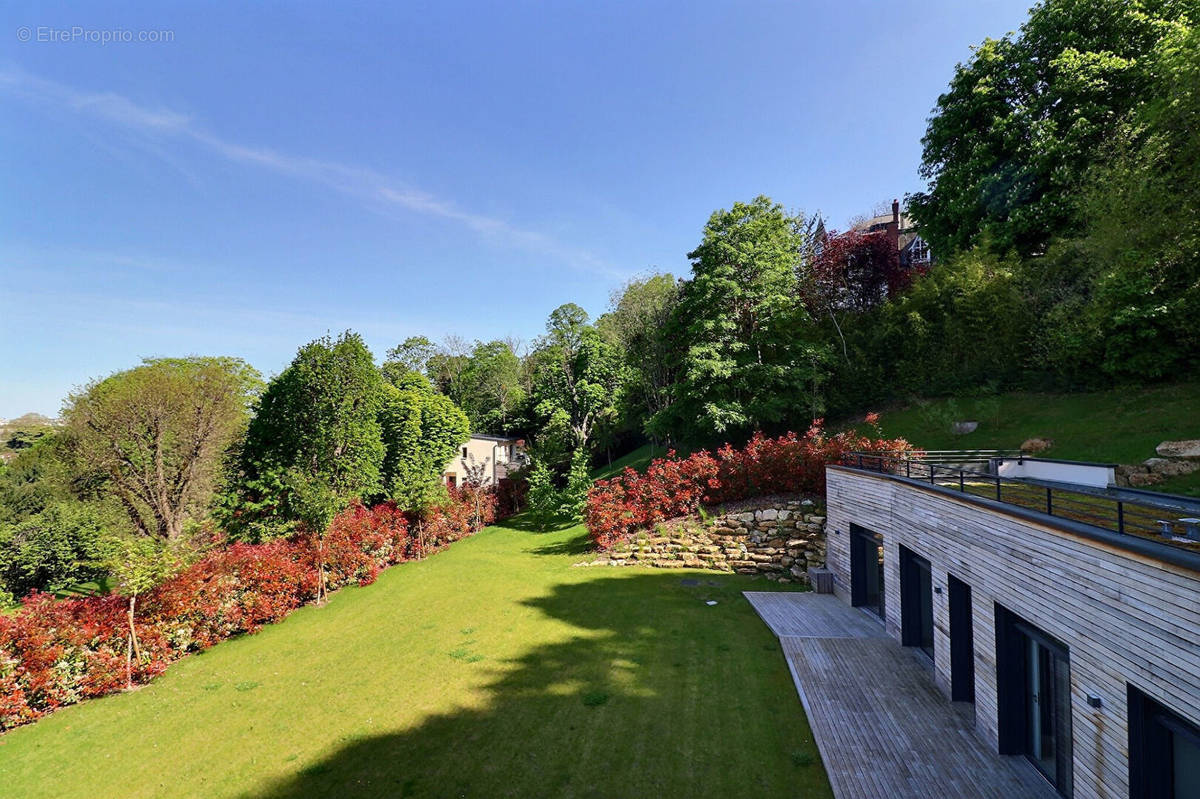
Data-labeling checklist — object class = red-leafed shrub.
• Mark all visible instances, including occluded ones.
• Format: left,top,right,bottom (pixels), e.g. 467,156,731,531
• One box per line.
585,417,913,549
0,488,496,732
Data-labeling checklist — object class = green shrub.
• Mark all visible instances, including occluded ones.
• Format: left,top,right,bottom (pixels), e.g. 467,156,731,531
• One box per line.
0,502,120,598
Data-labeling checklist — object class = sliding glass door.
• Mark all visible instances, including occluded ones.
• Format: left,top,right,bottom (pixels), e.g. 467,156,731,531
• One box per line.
1129,685,1200,798
996,605,1073,797
1025,635,1072,792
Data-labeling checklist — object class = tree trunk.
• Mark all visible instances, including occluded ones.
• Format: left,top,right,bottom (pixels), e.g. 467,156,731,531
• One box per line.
315,534,327,605
125,595,141,689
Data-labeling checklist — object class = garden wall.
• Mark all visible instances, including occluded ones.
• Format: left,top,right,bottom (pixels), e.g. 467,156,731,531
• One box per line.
583,497,826,583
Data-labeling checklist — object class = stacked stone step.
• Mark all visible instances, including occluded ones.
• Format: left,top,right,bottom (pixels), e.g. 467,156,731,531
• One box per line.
592,499,827,584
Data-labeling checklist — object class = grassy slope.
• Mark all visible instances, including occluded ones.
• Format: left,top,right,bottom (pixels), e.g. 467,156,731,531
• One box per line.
0,519,831,799
850,382,1200,496
591,444,666,480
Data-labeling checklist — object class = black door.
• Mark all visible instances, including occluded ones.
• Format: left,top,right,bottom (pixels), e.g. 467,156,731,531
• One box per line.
899,546,934,660
850,525,884,619
948,574,975,702
996,606,1073,797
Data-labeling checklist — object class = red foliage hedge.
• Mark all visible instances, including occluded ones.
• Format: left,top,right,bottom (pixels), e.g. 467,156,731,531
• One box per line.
585,418,913,549
0,491,500,732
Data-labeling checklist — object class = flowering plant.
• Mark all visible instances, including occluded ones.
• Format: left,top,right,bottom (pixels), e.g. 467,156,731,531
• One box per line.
585,418,912,548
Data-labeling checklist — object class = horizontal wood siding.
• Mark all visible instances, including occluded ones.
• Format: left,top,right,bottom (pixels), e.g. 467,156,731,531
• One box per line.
825,467,1200,799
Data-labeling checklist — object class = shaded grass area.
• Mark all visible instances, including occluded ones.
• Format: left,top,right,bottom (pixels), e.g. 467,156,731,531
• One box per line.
590,444,659,480
0,519,830,799
849,382,1200,496
591,443,686,481
51,576,113,599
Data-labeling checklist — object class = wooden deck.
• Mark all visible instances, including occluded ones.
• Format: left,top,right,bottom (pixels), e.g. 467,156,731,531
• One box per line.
745,592,1058,799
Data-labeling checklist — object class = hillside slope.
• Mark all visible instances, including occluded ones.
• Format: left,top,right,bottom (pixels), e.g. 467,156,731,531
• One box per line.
848,382,1200,496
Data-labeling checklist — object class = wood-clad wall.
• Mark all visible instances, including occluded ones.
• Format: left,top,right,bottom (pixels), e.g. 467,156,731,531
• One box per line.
825,467,1200,799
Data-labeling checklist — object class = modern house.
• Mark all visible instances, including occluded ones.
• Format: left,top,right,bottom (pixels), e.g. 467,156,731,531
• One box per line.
824,454,1200,798
442,433,526,488
851,199,933,269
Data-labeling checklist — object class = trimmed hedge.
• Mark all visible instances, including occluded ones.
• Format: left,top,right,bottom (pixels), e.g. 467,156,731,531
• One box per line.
585,418,912,549
0,488,498,731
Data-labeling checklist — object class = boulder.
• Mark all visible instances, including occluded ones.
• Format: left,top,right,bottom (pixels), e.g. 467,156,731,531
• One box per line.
1156,440,1200,460
1128,472,1165,487
1021,437,1054,454
1144,457,1200,477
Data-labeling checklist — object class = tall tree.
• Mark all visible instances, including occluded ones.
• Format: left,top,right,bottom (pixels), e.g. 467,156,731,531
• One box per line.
598,274,681,438
382,336,439,382
64,357,261,541
230,332,383,540
378,372,470,512
650,197,827,444
910,0,1194,257
529,305,624,463
456,340,527,435
1073,19,1200,377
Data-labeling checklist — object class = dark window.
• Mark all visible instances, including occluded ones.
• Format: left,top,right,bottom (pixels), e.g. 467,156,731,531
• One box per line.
849,524,885,619
996,604,1073,796
446,474,457,489
1129,684,1200,798
462,447,468,459
899,546,934,661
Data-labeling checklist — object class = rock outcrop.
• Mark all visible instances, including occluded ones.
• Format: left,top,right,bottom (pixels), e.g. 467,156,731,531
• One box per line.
1155,440,1200,460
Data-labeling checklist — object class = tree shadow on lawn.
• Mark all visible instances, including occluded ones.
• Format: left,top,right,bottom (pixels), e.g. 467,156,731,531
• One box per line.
496,512,578,534
252,572,830,799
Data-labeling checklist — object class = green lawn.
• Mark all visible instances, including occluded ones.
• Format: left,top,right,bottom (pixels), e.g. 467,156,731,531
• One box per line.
849,382,1200,496
0,518,831,799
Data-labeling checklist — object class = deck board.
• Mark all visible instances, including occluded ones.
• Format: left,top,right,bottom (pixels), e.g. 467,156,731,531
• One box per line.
745,592,1058,799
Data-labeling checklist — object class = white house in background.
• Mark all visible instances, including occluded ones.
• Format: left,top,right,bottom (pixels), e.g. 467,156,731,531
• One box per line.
442,434,526,489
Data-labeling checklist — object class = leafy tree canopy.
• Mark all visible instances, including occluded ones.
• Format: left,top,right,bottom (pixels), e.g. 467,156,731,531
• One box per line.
650,196,828,444
231,332,383,538
910,0,1196,257
64,356,262,541
379,375,470,513
529,305,625,466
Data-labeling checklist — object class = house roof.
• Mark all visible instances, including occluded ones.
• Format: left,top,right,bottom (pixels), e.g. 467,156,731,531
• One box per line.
469,433,521,443
850,212,918,233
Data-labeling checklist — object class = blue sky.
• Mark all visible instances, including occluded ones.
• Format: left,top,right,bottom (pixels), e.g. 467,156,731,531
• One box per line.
0,1,1032,417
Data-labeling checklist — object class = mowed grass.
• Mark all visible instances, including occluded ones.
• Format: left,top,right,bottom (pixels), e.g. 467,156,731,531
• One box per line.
590,444,670,481
848,382,1200,496
0,518,831,799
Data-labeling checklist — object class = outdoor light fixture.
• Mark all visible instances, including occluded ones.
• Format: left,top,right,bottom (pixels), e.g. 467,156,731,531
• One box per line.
1086,693,1103,708
934,585,943,595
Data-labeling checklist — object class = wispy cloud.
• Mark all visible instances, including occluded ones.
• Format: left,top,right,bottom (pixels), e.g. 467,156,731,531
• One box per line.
0,69,624,278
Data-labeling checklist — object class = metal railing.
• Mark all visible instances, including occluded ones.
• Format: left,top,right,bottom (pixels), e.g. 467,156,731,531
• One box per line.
841,452,1200,553
909,449,1022,466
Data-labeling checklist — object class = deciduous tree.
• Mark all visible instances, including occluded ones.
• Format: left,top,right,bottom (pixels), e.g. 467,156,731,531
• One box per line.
64,357,261,541
910,0,1193,257
650,197,828,444
230,332,383,540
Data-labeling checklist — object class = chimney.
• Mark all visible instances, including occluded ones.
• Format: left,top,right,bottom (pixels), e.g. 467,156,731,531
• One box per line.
888,198,900,254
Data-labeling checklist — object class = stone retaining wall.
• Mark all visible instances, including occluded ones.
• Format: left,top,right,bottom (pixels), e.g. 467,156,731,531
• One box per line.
581,497,827,584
